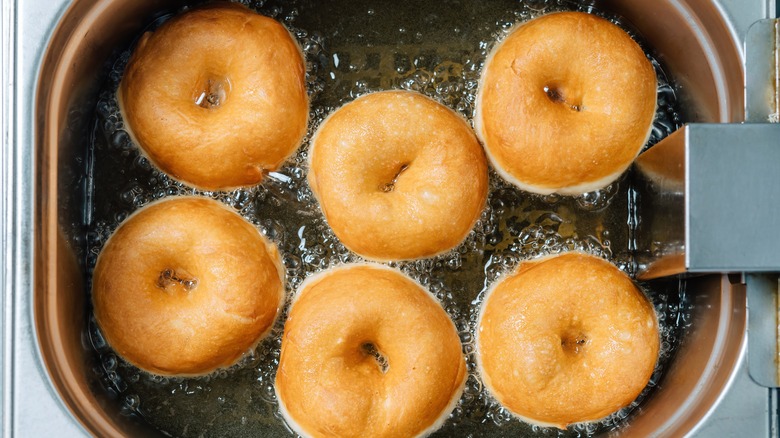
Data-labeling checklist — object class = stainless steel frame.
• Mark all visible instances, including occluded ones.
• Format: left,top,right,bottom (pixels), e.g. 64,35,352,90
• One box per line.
2,0,778,437
635,123,780,279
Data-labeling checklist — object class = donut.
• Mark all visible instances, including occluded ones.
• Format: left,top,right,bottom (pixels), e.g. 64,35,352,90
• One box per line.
475,12,657,195
275,264,466,437
308,91,488,261
92,197,284,376
476,252,659,428
119,3,309,190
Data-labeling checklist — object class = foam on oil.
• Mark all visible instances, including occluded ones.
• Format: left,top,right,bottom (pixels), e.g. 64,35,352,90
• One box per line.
85,0,688,436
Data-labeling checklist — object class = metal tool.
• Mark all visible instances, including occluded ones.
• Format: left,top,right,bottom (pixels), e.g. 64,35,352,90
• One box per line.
636,19,780,391
635,124,780,278
636,18,779,280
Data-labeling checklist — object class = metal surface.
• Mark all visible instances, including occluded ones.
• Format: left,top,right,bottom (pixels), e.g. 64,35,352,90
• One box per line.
618,275,748,437
635,127,687,280
1,1,777,438
636,14,780,280
746,19,780,122
692,357,774,437
636,124,780,279
746,274,779,387
1,0,12,436
3,0,86,436
0,2,11,436
688,124,780,272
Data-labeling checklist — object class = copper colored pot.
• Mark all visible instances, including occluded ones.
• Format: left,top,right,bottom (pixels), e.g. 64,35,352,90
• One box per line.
34,0,747,436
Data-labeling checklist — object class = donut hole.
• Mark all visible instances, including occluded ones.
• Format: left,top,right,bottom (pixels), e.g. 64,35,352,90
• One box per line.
543,84,582,112
193,75,231,109
379,163,410,193
560,329,588,356
360,342,390,373
157,268,199,292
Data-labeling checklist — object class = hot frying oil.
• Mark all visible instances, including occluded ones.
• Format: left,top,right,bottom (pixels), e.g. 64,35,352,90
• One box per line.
86,0,688,436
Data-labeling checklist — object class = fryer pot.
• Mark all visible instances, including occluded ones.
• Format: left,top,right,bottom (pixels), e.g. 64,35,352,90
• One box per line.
2,0,778,436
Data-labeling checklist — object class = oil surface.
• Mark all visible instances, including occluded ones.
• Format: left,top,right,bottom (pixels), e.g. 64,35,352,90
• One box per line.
85,0,688,436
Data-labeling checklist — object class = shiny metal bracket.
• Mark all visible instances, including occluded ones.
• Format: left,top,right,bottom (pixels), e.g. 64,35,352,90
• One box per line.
746,274,779,388
742,19,780,391
746,18,779,122
636,18,780,281
636,124,780,280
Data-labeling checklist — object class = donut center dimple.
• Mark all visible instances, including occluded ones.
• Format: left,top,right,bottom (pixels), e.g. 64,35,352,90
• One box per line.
380,163,410,193
194,77,230,109
361,342,389,373
157,268,198,292
543,85,582,112
560,332,588,355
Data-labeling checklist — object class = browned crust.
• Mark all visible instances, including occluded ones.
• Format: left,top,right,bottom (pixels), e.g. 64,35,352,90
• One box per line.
477,252,660,428
92,197,284,376
119,3,309,190
276,264,467,437
308,91,488,261
475,12,657,195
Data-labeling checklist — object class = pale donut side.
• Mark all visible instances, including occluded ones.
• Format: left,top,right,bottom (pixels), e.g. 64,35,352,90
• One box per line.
475,12,657,195
92,196,285,376
119,3,309,190
307,90,489,262
275,264,467,438
475,252,660,429
277,374,467,438
474,253,573,430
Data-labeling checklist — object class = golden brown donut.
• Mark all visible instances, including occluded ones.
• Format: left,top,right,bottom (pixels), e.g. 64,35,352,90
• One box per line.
475,12,657,195
119,3,309,190
476,252,659,428
92,197,284,376
275,264,466,438
308,91,488,261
